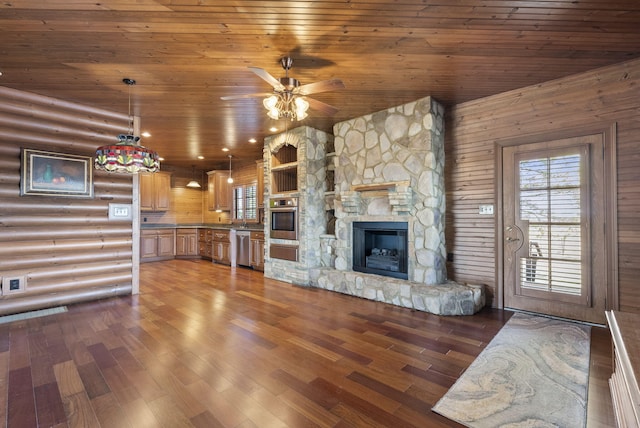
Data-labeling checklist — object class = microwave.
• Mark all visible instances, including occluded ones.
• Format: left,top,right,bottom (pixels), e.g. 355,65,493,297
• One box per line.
269,197,298,240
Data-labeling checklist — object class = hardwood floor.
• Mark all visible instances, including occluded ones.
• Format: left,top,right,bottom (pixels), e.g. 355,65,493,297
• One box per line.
0,259,616,427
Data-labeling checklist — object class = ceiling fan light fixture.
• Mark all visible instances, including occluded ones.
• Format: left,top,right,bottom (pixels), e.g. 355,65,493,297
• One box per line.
262,93,309,121
294,97,309,120
263,95,278,109
95,78,160,174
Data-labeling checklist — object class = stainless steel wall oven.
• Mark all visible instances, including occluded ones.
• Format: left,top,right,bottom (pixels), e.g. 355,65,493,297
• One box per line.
269,197,298,240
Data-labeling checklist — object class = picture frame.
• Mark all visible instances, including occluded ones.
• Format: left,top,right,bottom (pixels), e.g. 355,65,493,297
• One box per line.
20,148,94,198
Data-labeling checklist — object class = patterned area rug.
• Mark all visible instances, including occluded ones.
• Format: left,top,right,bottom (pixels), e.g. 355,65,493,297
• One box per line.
432,312,591,428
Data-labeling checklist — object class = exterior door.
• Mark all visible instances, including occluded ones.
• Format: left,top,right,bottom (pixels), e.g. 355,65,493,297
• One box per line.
502,134,607,324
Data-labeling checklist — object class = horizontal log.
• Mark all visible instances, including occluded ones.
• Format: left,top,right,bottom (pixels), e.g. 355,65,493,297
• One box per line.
0,251,133,270
0,284,132,316
14,273,133,297
0,97,126,133
0,226,132,242
0,238,133,256
0,129,109,153
0,86,127,122
16,261,133,281
0,113,119,146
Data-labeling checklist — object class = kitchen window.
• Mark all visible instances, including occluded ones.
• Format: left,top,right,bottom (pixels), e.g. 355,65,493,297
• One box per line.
232,183,258,223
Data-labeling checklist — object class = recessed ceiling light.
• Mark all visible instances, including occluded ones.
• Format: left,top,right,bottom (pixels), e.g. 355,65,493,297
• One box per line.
158,157,165,161
248,138,257,143
141,131,151,138
197,155,204,160
222,148,229,152
269,127,278,132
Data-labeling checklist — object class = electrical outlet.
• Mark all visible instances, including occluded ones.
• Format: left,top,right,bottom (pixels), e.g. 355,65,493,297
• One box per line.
2,276,27,295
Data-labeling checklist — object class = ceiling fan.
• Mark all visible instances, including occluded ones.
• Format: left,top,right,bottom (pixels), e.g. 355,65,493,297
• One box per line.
221,57,345,121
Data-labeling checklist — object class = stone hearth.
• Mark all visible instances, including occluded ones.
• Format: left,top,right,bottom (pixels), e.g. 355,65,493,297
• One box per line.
309,267,484,316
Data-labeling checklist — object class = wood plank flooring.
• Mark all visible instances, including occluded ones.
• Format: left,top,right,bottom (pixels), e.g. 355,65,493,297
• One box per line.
0,259,616,427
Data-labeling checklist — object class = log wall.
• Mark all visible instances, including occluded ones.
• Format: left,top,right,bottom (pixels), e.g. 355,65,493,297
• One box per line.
0,86,134,315
445,57,640,314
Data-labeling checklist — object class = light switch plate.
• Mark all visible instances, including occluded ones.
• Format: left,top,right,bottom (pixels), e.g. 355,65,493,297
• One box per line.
479,204,494,215
109,203,132,221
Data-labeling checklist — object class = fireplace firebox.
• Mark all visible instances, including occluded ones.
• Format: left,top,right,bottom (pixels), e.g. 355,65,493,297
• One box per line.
353,221,408,280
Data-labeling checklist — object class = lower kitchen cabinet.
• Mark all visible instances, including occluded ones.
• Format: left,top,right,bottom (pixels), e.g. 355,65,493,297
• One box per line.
250,231,265,271
212,230,231,265
176,228,198,258
198,228,213,260
141,229,175,262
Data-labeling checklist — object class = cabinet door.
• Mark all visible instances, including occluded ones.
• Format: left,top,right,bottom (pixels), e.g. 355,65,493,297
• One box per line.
157,233,175,257
250,238,265,270
215,173,231,211
139,174,155,211
154,172,171,211
221,242,231,264
213,241,223,261
176,234,187,256
207,173,216,211
140,235,158,259
187,234,198,256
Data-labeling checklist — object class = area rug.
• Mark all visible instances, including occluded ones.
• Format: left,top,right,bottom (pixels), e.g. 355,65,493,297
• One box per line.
432,312,591,428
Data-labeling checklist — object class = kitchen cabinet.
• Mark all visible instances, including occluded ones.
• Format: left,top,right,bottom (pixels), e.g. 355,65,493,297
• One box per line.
176,228,198,258
198,228,213,260
141,228,175,262
207,170,232,211
140,171,171,212
250,231,265,271
212,229,231,265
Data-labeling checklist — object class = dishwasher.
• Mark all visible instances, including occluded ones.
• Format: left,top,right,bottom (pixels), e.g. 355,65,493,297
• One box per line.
236,230,251,267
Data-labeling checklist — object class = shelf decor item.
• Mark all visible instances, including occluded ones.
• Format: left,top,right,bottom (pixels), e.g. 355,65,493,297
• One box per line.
21,148,93,197
94,78,160,174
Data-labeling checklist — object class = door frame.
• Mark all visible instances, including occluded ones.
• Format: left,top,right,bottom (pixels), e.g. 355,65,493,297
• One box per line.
495,123,618,316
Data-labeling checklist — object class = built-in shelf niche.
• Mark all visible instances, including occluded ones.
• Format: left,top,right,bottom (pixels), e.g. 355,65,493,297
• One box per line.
271,144,298,194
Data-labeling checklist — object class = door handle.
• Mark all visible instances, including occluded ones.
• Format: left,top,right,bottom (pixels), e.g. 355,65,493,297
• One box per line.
506,237,520,242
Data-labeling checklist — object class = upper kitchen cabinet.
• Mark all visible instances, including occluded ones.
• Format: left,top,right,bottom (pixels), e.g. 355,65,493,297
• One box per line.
207,170,232,211
140,171,171,212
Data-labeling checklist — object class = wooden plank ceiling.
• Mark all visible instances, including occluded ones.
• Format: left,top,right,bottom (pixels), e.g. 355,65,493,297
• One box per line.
1,0,639,169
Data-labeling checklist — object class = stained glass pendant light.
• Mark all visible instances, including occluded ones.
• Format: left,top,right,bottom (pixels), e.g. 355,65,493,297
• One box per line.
94,78,160,173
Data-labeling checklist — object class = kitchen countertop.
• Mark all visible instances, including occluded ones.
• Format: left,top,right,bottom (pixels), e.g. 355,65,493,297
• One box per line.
141,223,265,231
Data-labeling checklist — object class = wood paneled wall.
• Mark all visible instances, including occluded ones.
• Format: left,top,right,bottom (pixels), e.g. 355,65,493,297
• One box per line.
0,86,134,315
445,57,640,314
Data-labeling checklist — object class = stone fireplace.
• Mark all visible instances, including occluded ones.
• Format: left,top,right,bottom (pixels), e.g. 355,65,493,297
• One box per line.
309,96,485,315
352,221,408,280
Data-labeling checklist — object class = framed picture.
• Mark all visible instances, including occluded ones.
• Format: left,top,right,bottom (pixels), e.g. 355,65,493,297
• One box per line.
20,149,94,197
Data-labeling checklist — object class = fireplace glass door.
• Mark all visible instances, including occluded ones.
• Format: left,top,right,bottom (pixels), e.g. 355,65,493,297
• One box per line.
353,222,408,280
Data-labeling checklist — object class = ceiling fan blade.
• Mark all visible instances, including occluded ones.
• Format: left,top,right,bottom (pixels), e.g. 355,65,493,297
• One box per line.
295,79,345,96
220,92,272,101
305,97,339,116
248,67,286,91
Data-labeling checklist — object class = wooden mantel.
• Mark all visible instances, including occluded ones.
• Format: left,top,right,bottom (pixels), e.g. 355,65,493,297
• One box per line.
350,180,410,193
